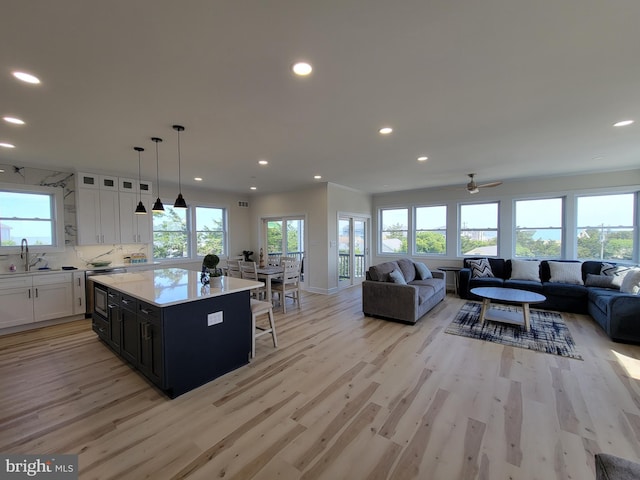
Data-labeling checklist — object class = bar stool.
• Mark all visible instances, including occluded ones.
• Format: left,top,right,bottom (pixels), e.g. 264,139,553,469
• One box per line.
250,299,277,358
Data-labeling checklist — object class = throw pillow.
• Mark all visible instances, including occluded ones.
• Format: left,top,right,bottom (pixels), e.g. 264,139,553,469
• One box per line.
510,260,540,281
601,262,633,287
388,269,407,285
414,262,433,280
585,274,618,289
620,268,640,295
548,261,584,285
467,258,494,278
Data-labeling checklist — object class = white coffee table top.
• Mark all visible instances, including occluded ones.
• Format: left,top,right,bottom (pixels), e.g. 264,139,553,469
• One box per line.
471,286,546,304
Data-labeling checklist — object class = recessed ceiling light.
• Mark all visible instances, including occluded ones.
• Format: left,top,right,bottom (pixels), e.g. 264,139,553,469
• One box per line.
379,127,393,135
417,156,428,162
292,62,312,76
258,159,268,165
194,177,203,181
314,175,322,180
12,71,41,84
0,169,4,173
3,116,25,125
0,142,16,149
613,120,634,127
250,186,257,190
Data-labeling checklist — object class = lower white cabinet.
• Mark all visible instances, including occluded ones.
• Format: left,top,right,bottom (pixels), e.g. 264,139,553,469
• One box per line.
0,273,75,329
0,276,33,329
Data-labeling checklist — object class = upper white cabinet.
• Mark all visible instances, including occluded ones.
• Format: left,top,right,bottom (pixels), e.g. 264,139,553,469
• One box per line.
77,172,151,245
119,191,152,244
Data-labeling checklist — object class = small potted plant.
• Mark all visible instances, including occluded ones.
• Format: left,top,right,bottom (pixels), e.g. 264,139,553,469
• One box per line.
201,254,223,287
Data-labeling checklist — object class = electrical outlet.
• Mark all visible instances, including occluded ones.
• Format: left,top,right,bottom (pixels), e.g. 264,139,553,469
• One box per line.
207,311,223,326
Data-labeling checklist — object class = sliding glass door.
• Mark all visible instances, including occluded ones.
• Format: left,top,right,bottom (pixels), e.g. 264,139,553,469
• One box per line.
338,215,368,288
263,216,305,281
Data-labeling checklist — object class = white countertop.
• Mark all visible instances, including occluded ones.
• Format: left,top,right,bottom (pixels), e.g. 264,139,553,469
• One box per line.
90,268,263,307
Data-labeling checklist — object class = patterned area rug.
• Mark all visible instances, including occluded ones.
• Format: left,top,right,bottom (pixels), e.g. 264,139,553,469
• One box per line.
445,301,582,360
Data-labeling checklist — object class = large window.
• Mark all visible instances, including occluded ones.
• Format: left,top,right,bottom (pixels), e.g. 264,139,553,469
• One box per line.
577,193,635,261
514,198,563,258
459,202,499,256
0,184,64,250
152,204,228,260
195,206,226,257
414,205,446,255
380,208,408,254
153,206,189,259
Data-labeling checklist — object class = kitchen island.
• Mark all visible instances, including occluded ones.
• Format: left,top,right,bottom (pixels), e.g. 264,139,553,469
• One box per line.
91,268,263,398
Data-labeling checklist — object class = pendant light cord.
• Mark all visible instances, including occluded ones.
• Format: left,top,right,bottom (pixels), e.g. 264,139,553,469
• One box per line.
155,140,161,197
138,150,143,202
177,129,182,194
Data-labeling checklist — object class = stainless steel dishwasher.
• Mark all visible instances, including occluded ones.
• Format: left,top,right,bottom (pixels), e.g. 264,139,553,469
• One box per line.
85,267,127,316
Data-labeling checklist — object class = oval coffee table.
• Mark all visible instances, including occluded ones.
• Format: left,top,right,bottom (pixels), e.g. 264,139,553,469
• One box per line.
470,287,546,332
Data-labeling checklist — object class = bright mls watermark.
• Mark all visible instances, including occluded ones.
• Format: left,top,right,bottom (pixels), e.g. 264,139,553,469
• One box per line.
1,455,77,479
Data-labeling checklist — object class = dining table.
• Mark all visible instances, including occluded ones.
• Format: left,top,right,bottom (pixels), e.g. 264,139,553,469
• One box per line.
255,265,284,304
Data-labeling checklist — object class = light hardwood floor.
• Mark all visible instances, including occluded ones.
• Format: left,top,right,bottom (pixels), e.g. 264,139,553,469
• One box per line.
1,288,640,480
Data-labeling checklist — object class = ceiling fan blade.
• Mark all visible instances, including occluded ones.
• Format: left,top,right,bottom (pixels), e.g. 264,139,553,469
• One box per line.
477,181,503,189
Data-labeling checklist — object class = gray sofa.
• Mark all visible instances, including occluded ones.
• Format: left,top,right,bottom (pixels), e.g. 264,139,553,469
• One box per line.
362,258,446,324
459,258,640,344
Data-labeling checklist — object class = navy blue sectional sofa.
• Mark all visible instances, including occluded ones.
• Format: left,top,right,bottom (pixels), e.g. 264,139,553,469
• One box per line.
459,258,640,344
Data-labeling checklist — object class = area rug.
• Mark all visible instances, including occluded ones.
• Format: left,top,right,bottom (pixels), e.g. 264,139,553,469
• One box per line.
445,302,582,360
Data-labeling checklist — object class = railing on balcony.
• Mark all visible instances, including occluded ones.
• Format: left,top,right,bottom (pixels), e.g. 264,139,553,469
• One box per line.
338,253,366,280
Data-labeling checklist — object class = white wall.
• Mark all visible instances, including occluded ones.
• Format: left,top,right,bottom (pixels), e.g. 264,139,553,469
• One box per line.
371,168,640,269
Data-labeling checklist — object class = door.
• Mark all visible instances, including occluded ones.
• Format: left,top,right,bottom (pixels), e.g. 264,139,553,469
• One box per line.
263,217,305,281
338,215,368,288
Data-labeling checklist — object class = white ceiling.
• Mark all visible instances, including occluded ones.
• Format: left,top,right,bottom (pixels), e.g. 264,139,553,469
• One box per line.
1,0,639,195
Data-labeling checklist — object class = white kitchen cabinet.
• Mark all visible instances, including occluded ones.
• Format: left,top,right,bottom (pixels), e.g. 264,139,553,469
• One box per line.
0,276,33,329
0,273,75,329
119,191,152,244
76,187,120,245
72,271,86,315
33,273,74,322
78,172,152,245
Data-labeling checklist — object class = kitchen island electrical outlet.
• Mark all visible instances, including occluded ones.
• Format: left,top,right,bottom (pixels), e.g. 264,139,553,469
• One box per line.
207,311,223,326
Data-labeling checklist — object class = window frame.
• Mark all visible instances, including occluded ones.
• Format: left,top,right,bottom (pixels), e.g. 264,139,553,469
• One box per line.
378,207,409,255
458,201,500,257
194,205,228,258
413,204,447,256
0,182,65,253
513,196,564,259
152,201,228,262
575,192,637,262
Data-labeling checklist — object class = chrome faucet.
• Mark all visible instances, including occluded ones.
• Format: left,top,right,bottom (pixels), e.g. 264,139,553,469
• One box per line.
20,238,29,272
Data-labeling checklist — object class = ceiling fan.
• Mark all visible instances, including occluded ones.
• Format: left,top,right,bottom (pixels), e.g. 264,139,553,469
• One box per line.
465,173,502,194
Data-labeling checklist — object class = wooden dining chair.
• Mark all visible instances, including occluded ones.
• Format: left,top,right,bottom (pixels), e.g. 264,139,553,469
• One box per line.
272,260,301,313
250,298,277,358
226,259,242,278
239,261,266,300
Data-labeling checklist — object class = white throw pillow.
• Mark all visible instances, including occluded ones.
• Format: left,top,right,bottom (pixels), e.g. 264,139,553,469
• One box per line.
510,260,540,281
601,262,633,287
620,268,640,295
548,261,584,285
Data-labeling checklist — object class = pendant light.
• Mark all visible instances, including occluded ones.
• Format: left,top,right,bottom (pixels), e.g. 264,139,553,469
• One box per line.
173,124,187,208
134,147,147,215
151,137,165,212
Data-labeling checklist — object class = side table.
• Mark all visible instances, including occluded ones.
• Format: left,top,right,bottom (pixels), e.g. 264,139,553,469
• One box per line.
437,266,462,295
